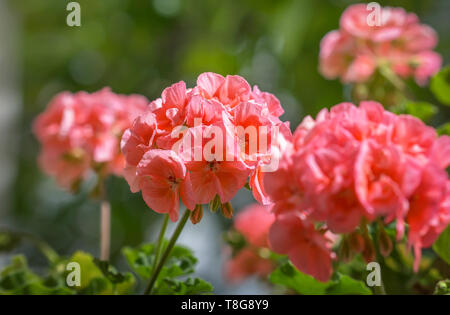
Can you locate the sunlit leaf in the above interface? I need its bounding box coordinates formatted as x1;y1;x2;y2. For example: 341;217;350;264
431;66;450;105
433;226;450;265
270;262;372;295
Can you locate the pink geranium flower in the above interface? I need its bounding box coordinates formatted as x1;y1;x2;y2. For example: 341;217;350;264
319;3;441;85
136;149;195;222
121;72;288;220
34;88;147;190
262;101;450;279
180;123;251;205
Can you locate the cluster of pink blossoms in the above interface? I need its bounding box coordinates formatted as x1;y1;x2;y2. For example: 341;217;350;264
262;101;450;281
33;88;148;189
225;204;275;283
120;72;289;222
319;4;442;85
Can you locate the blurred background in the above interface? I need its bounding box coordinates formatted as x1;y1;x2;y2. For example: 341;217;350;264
0;0;449;294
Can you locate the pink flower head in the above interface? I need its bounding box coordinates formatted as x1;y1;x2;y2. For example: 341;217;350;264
34;88;147;190
263;101;450;279
120;73;287;220
320;4;441;85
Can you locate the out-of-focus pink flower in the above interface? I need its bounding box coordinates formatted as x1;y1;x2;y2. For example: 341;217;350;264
269;212;335;282
225;248;275;284
234;204;275;248
263;101;450;279
34;88;147;190
340;4;414;42
320;4;441;85
319;31;356;81
412;51;442;86
224;203;275;283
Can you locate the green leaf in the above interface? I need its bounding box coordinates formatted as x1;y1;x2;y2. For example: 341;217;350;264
269;262;331;294
431;66;450;105
434;279;450;295
391;101;437;122
325;274;372;295
123;242;197;281
68;251;135;294
0;255;74;295
155;277;213;295
269;262;371;295
437;123;450;136
123;242;212;294
93;258;132;284
433;226;450;265
0;231;21;252
67;251;104;290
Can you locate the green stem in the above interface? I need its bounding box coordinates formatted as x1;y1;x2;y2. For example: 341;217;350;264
151;214;170;274
374;282;387;295
29;235;60;265
371;220;388;295
144;209;190;295
379;66;406;92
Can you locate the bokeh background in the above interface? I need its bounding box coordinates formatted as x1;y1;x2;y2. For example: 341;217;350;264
0;0;449;294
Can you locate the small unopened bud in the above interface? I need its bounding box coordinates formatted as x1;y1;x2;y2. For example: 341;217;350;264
221;202;234;219
348;231;365;253
377;225;393;257
190;204;203;224
362;235;376;263
209;195;221;213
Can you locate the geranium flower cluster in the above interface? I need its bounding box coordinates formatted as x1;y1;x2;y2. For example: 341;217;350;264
120;72;289;222
33;88;148;190
262;101;450;281
225;204;275;283
319;3;442;85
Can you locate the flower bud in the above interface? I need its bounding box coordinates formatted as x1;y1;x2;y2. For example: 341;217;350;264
348;231;365;253
221;202;234;219
209;195;221;213
190;204;203;224
362;235;376;263
377;225;393;257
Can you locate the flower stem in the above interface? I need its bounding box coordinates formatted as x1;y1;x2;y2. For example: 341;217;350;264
151;214;170;273
100;199;111;261
144;209;190;295
374;281;387;295
379;66;406;92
